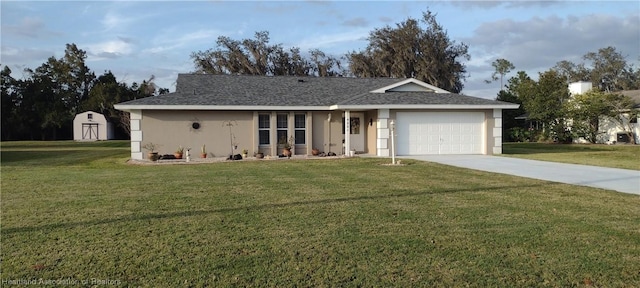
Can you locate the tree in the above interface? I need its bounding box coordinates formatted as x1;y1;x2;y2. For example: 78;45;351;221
508;70;571;142
565;90;615;143
309;49;341;77
1;44;169;140
26;57;70;140
552;60;590;84
1;65;19;140
61;43;96;114
552;47;638;91
603;93;639;144
566;91;638;145
584;46;628;92
84;72;158;137
346;10;470;93
485;58;515;90
191;31;337;77
495;89;525;142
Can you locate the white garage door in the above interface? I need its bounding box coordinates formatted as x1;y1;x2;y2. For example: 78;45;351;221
396;112;485;155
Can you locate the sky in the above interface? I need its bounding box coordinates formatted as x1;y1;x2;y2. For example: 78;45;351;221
2;0;639;99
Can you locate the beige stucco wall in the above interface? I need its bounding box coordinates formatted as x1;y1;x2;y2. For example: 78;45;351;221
133;108;506;159
365;110;377;154
140;110;321;159
311;111;346;155
311;112;328;153
140;110;254;158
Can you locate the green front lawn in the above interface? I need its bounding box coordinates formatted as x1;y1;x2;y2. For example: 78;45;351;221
2;141;639;287
503;142;640;170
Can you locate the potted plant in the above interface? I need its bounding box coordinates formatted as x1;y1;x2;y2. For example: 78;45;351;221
201;144;207;158
174;145;184;159
242;148;248;159
279;136;294;158
312;148;320;156
255;147;264;159
143;142;161;161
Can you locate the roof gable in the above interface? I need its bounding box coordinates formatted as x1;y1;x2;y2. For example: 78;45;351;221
370;78;450;93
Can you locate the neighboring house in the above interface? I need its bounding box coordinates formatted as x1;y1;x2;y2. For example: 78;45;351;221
569;82;640;144
73;111;114;141
113;74;519;160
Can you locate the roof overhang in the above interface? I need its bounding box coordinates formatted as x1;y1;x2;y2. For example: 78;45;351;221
113;104;332;111
114;103;520;111
332;104;521;110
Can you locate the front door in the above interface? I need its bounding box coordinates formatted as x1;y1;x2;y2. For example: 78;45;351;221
343;112;365;152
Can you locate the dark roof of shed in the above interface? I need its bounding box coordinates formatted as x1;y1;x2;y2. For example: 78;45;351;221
618;90;640;108
117;74;515;107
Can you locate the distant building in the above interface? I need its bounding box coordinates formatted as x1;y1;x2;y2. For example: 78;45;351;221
569;82;639;144
73;111;114;141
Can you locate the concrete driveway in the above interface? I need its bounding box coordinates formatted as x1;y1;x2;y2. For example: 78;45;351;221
403;155;640;195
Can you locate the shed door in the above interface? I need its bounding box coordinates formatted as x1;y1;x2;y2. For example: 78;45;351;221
396;112;484;155
82;123;99;140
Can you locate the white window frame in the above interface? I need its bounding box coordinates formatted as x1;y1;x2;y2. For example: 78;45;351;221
258;114;270;145
294;113;306;145
277;113;288;146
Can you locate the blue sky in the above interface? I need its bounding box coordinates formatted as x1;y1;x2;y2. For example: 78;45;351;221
2;0;639;99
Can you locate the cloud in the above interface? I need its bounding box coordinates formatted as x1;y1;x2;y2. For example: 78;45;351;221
460;12;639;98
118;36;136;44
99;2;160;34
296;29;370;54
144;29;220;55
0;46;54;68
378;16;394;24
85;39;134;61
2;16;60;38
447;0;563;10
101;11;129;32
465;13;640;72
343;17;369;27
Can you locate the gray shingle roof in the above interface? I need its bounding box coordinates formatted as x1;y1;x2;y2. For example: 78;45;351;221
338;91;510;106
117;74;515;108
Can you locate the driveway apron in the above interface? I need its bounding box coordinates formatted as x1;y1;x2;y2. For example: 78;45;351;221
403;155;640;195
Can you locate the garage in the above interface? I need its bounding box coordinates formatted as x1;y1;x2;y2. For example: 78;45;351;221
396;112;485;155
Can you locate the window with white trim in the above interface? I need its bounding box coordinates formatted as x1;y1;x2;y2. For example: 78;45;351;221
277;114;288;145
294;114;306;145
258;114;270;145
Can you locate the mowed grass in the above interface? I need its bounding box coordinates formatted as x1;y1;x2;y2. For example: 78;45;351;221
2;141;639;287
503;142;640;170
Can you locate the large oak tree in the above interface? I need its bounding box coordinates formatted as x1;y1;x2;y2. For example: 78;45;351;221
191;31;339;77
346;10;470;93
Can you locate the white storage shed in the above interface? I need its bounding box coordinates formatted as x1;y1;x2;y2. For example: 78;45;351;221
73;111;114;141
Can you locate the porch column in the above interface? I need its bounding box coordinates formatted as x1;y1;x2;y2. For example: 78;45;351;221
270;112;278;157
129;109;143;160
492;109;503;155
306;112;312;155
376;109;390;157
289;111;295;156
344;110;351;155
